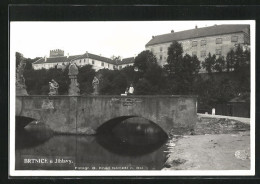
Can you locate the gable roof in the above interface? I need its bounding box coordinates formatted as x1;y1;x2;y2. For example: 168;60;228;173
146;24;250;47
33;52;125;65
33;56;68;64
119;57;135;65
70;53;116;64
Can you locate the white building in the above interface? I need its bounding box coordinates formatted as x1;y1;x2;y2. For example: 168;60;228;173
145;24;250;72
32;49;135;71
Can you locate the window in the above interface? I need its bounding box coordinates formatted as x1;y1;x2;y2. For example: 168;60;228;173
192;41;198;47
192;51;197;56
151;48;154;53
119;66;122;69
201;40;207;46
201;51;206;57
92;60;95;65
160;47;163;51
216;38;222;44
101;62;104;66
231;35;238;42
216;49;222;55
160;55;162;60
108;64;110;68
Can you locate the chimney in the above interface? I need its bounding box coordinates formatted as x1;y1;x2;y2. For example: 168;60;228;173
44;56;47;62
195;25;198;29
67;53;69;58
152;36;154;38
171;30;174;33
85;51;88;57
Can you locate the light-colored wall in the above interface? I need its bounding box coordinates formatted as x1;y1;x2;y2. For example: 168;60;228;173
118;63;134;70
33;57;117;71
33;63;58;70
146;32;248;72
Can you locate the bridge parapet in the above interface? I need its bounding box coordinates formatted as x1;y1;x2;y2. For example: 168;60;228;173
16;95;197;135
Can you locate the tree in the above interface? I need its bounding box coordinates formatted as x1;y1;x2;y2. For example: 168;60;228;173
214;56;225;72
134;50;157;74
120;65;141;86
164;41;184;78
232;45;250;93
226;49;235;72
98;69;127;95
16;52;24;68
78;65;96;95
135;78;154;95
202;53;216;73
164;41;200;94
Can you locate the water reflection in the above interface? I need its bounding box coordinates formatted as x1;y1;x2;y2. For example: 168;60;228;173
97;117;168;156
16;121;54;149
15;117;168;170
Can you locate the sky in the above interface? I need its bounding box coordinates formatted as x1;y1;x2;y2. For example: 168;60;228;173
10;21;247;59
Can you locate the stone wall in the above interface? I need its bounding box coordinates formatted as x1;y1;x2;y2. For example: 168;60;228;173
16;95;197;135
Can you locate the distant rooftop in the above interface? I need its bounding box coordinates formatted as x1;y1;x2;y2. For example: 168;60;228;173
146;24;250;47
120;57;135;65
33;52;135;66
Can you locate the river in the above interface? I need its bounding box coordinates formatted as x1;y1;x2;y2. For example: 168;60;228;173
15;117;168;170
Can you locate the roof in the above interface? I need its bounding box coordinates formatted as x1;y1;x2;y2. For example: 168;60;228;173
32;52;128;65
145;24;250;47
68;53;116;64
33;56;68;64
119;57;135;65
88;53;115;64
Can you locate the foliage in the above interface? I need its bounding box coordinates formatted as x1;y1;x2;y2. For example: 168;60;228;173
23;63;70;95
78;65;96;95
214;56;225;72
16;52;24;68
98;69;127;95
134;78;154;95
164;41;184;78
134;50;157;74
202;53;216;73
226;49;235;72
164;41;200;94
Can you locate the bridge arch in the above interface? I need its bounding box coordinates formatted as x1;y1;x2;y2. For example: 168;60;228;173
97;115;168;135
16;116;37;129
96;115;168;156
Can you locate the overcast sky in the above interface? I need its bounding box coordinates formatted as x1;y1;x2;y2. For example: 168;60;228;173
10;21;247;59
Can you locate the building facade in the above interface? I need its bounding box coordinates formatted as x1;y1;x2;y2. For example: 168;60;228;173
32;50;135;71
145;24;250;72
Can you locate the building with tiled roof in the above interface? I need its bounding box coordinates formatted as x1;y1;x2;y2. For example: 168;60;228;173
117;57;135;69
145;24;250;72
32;50;135;71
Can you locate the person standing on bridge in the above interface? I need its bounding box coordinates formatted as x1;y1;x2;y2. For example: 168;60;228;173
128;83;134;95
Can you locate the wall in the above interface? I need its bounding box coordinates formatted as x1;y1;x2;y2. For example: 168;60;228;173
118;63;134;70
16;95;197;135
146;32;247;72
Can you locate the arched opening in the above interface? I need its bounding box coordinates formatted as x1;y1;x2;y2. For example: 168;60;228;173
96;116;168;156
15;116;54;149
16;116;36;130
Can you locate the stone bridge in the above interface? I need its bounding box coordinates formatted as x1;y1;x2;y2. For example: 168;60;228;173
16;95;197;134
